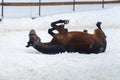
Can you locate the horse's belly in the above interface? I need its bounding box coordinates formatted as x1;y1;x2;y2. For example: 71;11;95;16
67;34;95;52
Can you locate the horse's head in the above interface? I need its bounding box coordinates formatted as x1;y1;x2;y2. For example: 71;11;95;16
26;29;41;47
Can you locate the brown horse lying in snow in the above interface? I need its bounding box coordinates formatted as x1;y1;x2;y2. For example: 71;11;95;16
26;21;107;54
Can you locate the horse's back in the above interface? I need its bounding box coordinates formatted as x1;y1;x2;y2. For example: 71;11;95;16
67;31;94;43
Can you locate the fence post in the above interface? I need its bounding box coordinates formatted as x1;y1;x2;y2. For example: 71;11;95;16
73;0;75;11
102;0;104;8
38;0;41;16
1;0;4;18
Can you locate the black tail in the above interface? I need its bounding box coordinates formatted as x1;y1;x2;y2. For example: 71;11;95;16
96;22;106;38
96;22;102;29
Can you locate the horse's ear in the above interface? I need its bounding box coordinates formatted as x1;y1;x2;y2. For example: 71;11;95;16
29;29;36;35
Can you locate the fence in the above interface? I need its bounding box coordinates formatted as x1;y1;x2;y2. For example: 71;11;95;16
0;0;120;18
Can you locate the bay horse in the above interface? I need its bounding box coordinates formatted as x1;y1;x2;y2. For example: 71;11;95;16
26;21;107;54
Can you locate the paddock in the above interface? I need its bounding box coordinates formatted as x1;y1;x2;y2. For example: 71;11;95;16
0;6;120;80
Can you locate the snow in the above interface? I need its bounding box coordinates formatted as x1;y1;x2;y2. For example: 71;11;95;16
0;6;120;80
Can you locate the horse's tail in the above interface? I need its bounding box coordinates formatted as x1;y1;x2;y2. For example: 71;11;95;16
96;22;106;38
96;22;102;30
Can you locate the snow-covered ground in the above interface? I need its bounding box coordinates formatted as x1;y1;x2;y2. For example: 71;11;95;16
0;6;120;80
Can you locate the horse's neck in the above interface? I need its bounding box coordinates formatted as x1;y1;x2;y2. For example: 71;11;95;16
33;42;49;53
33;41;64;54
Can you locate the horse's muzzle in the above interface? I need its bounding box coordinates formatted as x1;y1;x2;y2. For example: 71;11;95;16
26;42;32;47
26;44;30;47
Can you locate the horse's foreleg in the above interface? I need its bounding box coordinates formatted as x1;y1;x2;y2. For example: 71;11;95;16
51;20;65;28
48;28;55;37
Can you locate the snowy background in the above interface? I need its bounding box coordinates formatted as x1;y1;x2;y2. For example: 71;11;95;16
0;0;119;18
0;1;120;80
